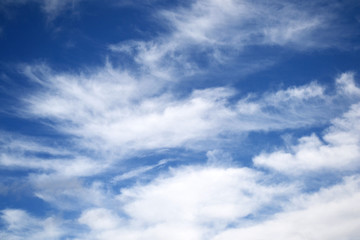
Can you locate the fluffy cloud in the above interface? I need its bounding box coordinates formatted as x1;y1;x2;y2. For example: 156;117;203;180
76;167;360;240
77;165;294;240
2;168;360;240
213;175;360;240
254;100;360;174
1;1;359;239
0;209;64;240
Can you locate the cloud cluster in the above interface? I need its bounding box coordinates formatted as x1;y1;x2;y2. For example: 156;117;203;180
20;64;359;161
1;0;360;239
2;94;360;239
76;166;294;240
77;175;359;240
53;101;360;239
72;92;360;239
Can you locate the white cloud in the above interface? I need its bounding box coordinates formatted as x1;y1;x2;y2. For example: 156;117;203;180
28;173;114;210
264;81;325;103
1;1;360;240
0;209;64;240
1;0;80;18
2;68;356;230
0;132;105;177
160;0;325;47
78;208;122;231
21;64;359;160
253;101;360;174
40;0;78;16
74;167;360;240
213;175;360;240
336;72;360;96
112;158;173;182
22;64;235;154
4;94;360;238
0;155;103;177
206;149;233;167
118;167;276;224
109;0;349;78
4;169;360;240
78;165;294;240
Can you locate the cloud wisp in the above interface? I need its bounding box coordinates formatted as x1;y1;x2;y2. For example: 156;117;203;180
0;0;80;20
110;0;357;78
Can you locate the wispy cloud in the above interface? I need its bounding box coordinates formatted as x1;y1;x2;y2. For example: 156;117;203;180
28;173;114;210
0;0;80;20
2;94;360;238
0;132;105;177
109;0;354;78
76;165;295;239
19;64;360;161
213;175;360;240
0;209;65;240
112;158;174;182
254;90;360;174
1;1;360;239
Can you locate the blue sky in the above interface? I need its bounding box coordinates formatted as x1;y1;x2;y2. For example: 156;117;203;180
1;0;360;239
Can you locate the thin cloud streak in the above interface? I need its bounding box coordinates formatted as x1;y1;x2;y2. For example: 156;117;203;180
110;0;354;78
0;0;80;20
